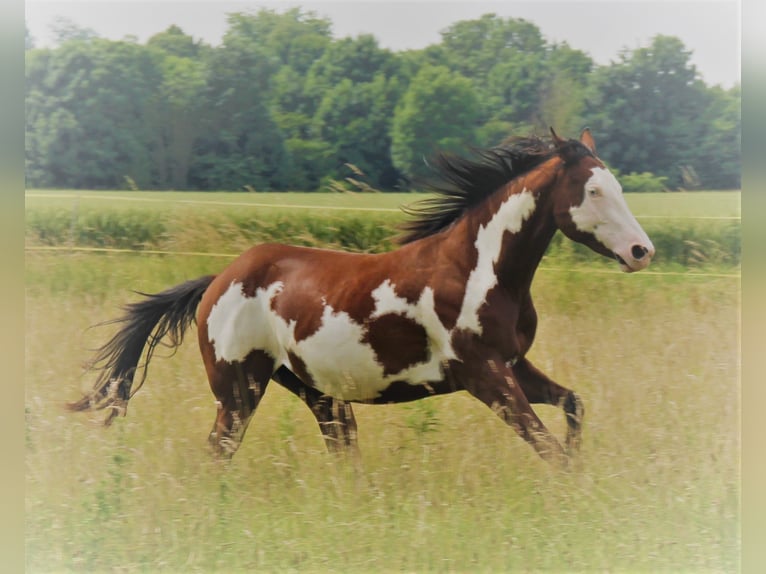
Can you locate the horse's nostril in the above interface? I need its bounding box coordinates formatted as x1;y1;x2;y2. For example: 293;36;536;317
631;245;649;260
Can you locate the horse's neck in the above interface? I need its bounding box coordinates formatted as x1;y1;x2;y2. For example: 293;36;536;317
459;174;557;293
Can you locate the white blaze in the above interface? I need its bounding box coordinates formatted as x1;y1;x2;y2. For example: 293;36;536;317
569;167;653;271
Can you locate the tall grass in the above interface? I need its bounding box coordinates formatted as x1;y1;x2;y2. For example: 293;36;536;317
25;191;740;571
25;191;741;267
26;251;739;572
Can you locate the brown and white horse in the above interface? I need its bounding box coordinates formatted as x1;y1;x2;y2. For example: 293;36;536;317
69;129;654;464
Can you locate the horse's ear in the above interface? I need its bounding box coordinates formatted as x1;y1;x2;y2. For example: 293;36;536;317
579;127;596;154
550;127;567;148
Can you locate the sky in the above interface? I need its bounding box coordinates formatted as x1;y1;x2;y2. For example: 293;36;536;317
25;0;741;88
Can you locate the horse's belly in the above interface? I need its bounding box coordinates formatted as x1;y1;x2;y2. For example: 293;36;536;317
287;305;448;401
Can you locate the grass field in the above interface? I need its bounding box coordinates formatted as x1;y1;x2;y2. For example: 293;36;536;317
25;190;741;269
24;188;742;217
25;191;740;572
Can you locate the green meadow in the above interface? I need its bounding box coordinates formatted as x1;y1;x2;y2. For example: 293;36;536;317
25;190;740;268
26;191;740;572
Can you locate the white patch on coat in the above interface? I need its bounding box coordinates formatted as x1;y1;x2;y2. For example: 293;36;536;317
371;281;452;357
370;279;410;317
371;280;456;380
207;279;457;401
291;305;382;398
456;189;537;333
207;281;286;363
569;167;654;270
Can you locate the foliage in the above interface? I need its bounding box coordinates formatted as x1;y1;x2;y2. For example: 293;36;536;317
24;191;740;569
390;65;481;183
25;38;162;189
25;191;741;269
313;72;402;188
584;35;740;189
25;11;741;191
618;171;669;193
26;251;739;572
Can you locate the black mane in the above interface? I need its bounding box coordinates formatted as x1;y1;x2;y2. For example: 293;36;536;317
397;135;592;245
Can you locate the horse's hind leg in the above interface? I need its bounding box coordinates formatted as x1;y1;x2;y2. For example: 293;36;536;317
311;395;359;454
512;358;584;453
272;366;359;455
207;351;274;458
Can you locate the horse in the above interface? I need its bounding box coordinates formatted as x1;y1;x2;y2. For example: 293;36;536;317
68;128;654;465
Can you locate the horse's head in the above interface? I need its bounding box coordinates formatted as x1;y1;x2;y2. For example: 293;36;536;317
551;128;654;272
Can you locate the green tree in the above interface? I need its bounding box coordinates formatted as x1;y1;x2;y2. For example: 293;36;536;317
190;9;338;190
390;65;481;182
439;14;546;83
312;73;402;188
536;43;593;136
234;9;337;190
288;33;403;189
252;6;333;137
147;38;208;189
25;12;739;192
484;52;546;125
305;34;399;94
146;24;205;59
238;7;332;73
25;37;161;189
437;14;561;136
189;12;290;190
585;35;712;188
686;85;741;189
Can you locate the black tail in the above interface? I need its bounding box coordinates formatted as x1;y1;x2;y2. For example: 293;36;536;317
68;275;216;425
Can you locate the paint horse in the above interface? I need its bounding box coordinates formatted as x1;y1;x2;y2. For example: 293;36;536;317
69;129;654;464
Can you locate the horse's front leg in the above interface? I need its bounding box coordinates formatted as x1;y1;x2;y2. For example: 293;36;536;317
458;356;568;465
511;358;584;454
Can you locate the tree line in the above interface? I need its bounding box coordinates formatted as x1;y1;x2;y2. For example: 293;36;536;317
25;9;741;191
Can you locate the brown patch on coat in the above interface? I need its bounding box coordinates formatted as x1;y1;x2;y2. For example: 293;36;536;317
363;313;430;377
